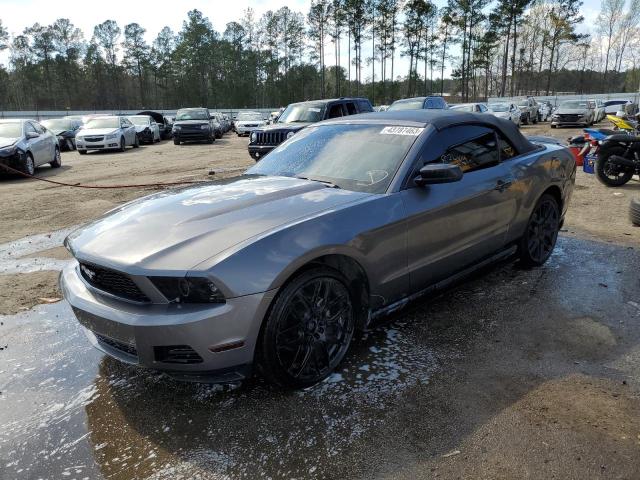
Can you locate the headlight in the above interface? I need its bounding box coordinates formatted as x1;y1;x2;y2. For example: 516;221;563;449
105;133;118;140
250;132;257;142
173;125;181;131
286;131;295;139
150;277;225;304
0;145;17;156
200;124;210;130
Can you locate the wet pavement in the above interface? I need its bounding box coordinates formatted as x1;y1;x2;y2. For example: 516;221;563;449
1;235;639;479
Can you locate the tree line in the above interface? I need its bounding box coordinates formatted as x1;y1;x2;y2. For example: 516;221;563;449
0;0;639;112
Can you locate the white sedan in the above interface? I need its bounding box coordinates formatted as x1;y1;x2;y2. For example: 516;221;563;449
487;102;522;126
128;115;161;144
75;116;139;154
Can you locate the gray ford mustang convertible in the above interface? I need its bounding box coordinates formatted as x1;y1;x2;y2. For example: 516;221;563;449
61;110;575;388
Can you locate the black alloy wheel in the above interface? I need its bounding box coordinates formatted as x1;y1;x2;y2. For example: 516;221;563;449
519;194;560;266
259;267;356;388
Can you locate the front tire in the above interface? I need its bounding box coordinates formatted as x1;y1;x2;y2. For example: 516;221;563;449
50;147;61;168
518;194;560;267
78;149;87;155
596;146;634;187
22;153;35;176
119;136;126;152
133;135;140;148
257;267;356;389
173;138;180;145
631;198;640;226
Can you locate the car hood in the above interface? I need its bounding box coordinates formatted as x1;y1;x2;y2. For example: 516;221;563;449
236;120;265;126
52;129;74;136
0;136;19;148
77;128;119;136
556;108;589;115
174;120;209;126
66;175;370;272
261;123;309;132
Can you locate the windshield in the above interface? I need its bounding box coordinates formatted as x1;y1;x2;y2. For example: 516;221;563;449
42;119;73;131
450;104;474;112
176;109;208;121
388;99;424;111
247;124;421;194
560;100;588;109
237;112;263;121
128;116;150;126
277;104;325;123
83;118;119;129
488;103;509;112
604;100;627;107
0;122;22;138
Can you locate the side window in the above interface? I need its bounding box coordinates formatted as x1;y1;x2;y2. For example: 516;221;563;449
25;123;38;136
31;122;44;134
496;131;517;160
345;102;357;115
357;100;373;112
327;104;344;118
440;133;500;173
479;104;488;113
425;99;434;109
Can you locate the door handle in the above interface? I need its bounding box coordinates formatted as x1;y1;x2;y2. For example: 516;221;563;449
495;179;512;192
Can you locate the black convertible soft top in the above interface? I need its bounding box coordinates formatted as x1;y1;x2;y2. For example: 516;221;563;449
344;110;539;155
137;111;166;125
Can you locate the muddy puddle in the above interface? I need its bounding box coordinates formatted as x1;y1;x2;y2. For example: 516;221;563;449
1;236;637;479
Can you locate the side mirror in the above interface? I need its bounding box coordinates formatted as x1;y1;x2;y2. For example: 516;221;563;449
26;131;39;139
414;164;463;187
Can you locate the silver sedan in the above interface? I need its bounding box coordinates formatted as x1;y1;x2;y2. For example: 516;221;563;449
61;111;575;388
75;116;139;154
0;119;61;175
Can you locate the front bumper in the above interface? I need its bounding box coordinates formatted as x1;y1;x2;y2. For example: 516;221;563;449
137;130;154;143
173;129;211;141
0;149;26;170
60;261;277;382
248;144;275;160
236;125;261;135
76;138;121;150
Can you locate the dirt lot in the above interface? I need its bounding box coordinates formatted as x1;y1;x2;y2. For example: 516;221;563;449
1;122;639;479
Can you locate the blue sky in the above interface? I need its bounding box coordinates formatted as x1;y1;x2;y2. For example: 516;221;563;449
0;0;602;79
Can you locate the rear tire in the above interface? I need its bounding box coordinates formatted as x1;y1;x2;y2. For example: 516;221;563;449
596;146;634;187
630;198;640;226
518;194;560;267
50;147;61;168
257;267;356;389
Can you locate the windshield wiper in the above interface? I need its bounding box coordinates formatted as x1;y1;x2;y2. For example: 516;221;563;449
295;175;340;189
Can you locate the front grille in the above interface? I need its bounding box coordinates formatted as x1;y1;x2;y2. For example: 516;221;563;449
154;345;203;364
255;131;288;145
84;136;104;142
79;262;150;303
95;333;138;357
244;124;258;128
557;114;581;122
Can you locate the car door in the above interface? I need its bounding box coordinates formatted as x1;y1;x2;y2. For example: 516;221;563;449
25;122;47;166
120;118;134;145
400;125;518;292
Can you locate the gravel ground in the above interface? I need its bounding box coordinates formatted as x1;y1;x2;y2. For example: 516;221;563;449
0;123;639;479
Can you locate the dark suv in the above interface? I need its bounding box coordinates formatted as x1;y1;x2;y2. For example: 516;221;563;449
248;97;373;160
172;107;216;145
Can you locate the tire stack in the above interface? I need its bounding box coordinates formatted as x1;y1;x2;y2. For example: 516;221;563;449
631;198;640;227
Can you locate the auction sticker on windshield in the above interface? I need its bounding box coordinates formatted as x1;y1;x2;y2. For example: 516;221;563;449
380;126;424;136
